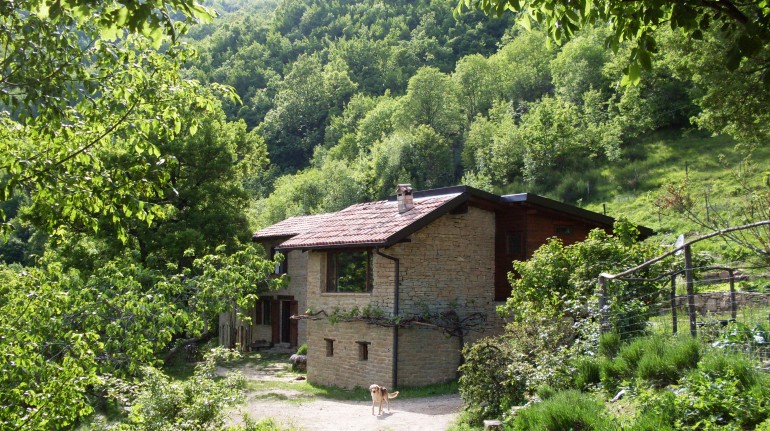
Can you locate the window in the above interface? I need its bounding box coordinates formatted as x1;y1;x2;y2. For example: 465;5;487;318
325;338;334;357
506;231;523;255
357;341;370;361
270;248;288;275
254;299;272;325
555;225;573;236
326;251;373;293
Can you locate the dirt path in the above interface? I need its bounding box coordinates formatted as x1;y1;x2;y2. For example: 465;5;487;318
237;393;463;431
226;352;464;431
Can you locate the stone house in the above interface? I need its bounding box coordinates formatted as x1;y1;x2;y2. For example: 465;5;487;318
220;185;648;389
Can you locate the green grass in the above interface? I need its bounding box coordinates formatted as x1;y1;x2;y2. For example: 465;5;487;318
246;378;459;402
579;128;770;248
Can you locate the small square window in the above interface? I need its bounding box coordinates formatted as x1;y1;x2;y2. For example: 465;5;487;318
555;225;573;236
357;341;370;361
325;338;334;357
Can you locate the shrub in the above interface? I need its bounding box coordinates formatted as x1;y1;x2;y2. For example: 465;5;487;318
617;335;699;387
572;357;602;389
296;343;308;355
625;411;675;431
636;353;679;387
509;390;616;431
668;336;700;370
535;385;556;400
600;357;629;394
233;417;288;431
697;349;763;389
459;337;527;424
109;347;245;431
617;337;645;370
640;350;770;430
598;331;621;358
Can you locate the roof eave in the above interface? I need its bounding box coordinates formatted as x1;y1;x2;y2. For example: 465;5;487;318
276;241;387;252
501;193;655;238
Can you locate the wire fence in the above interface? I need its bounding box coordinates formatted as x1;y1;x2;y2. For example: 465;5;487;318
603;267;770;363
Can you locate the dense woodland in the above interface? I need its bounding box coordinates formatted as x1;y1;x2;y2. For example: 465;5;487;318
1;0;770;429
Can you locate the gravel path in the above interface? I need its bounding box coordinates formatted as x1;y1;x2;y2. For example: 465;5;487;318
237;392;463;431
225;352;464;431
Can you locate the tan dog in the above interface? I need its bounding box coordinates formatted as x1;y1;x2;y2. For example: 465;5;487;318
369;384;399;415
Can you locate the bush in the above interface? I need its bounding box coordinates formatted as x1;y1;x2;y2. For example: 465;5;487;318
233;417;288;431
636;353;679;387
598;331;621;358
697;349;763;389
572;357;602;389
640;349;770;430
617;337;645;370
600;357;629;394
535;385;556;401
613;335;700;387
296;343;308;355
509;390;616;431
459;337;527;424
625;411;675;431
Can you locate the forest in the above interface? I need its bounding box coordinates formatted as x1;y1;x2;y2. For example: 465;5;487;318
1;0;770;429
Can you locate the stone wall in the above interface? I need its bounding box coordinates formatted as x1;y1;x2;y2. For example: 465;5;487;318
307;320;394;389
305;206;500;388
668;292;770;316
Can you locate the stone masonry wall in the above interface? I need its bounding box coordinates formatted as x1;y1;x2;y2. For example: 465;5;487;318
668;292;770;315
307;320;394;389
305;206;498;388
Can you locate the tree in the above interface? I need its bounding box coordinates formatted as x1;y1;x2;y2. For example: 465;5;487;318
258;54;357;171
457;0;770;83
489;30;555;103
549;27;609;104
396;67;464;139
0;245;282;430
453;54;499;121
1;0;228;239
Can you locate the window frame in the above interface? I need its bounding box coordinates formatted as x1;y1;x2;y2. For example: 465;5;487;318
325;250;373;293
357;341;370;361
506;231;524;255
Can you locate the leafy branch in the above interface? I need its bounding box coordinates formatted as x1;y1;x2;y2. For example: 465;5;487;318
293;305;487;338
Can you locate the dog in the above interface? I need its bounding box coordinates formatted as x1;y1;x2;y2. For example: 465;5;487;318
369;384;399;415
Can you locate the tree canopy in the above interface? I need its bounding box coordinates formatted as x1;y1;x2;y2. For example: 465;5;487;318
456;0;770;84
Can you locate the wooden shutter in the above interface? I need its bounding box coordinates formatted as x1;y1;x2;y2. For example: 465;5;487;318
271;300;280;343
289;301;299;347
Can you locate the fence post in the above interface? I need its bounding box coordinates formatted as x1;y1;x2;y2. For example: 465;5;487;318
671;274;677;334
684;244;697;337
728;268;737;320
598;276;608;332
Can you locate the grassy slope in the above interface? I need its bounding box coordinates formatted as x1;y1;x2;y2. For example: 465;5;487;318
580;128;769;257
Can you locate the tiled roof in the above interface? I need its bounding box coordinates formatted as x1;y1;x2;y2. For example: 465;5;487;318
275;193;462;250
253;213;334;239
252;185;652;250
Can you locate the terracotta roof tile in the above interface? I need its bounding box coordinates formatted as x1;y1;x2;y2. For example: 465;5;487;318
277;193;461;249
252;213;334;239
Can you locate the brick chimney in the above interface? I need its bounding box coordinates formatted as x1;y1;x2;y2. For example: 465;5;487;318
396;184;414;213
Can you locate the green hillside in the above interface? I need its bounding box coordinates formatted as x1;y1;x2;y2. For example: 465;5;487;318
174;2;769;256
579;129;769;261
